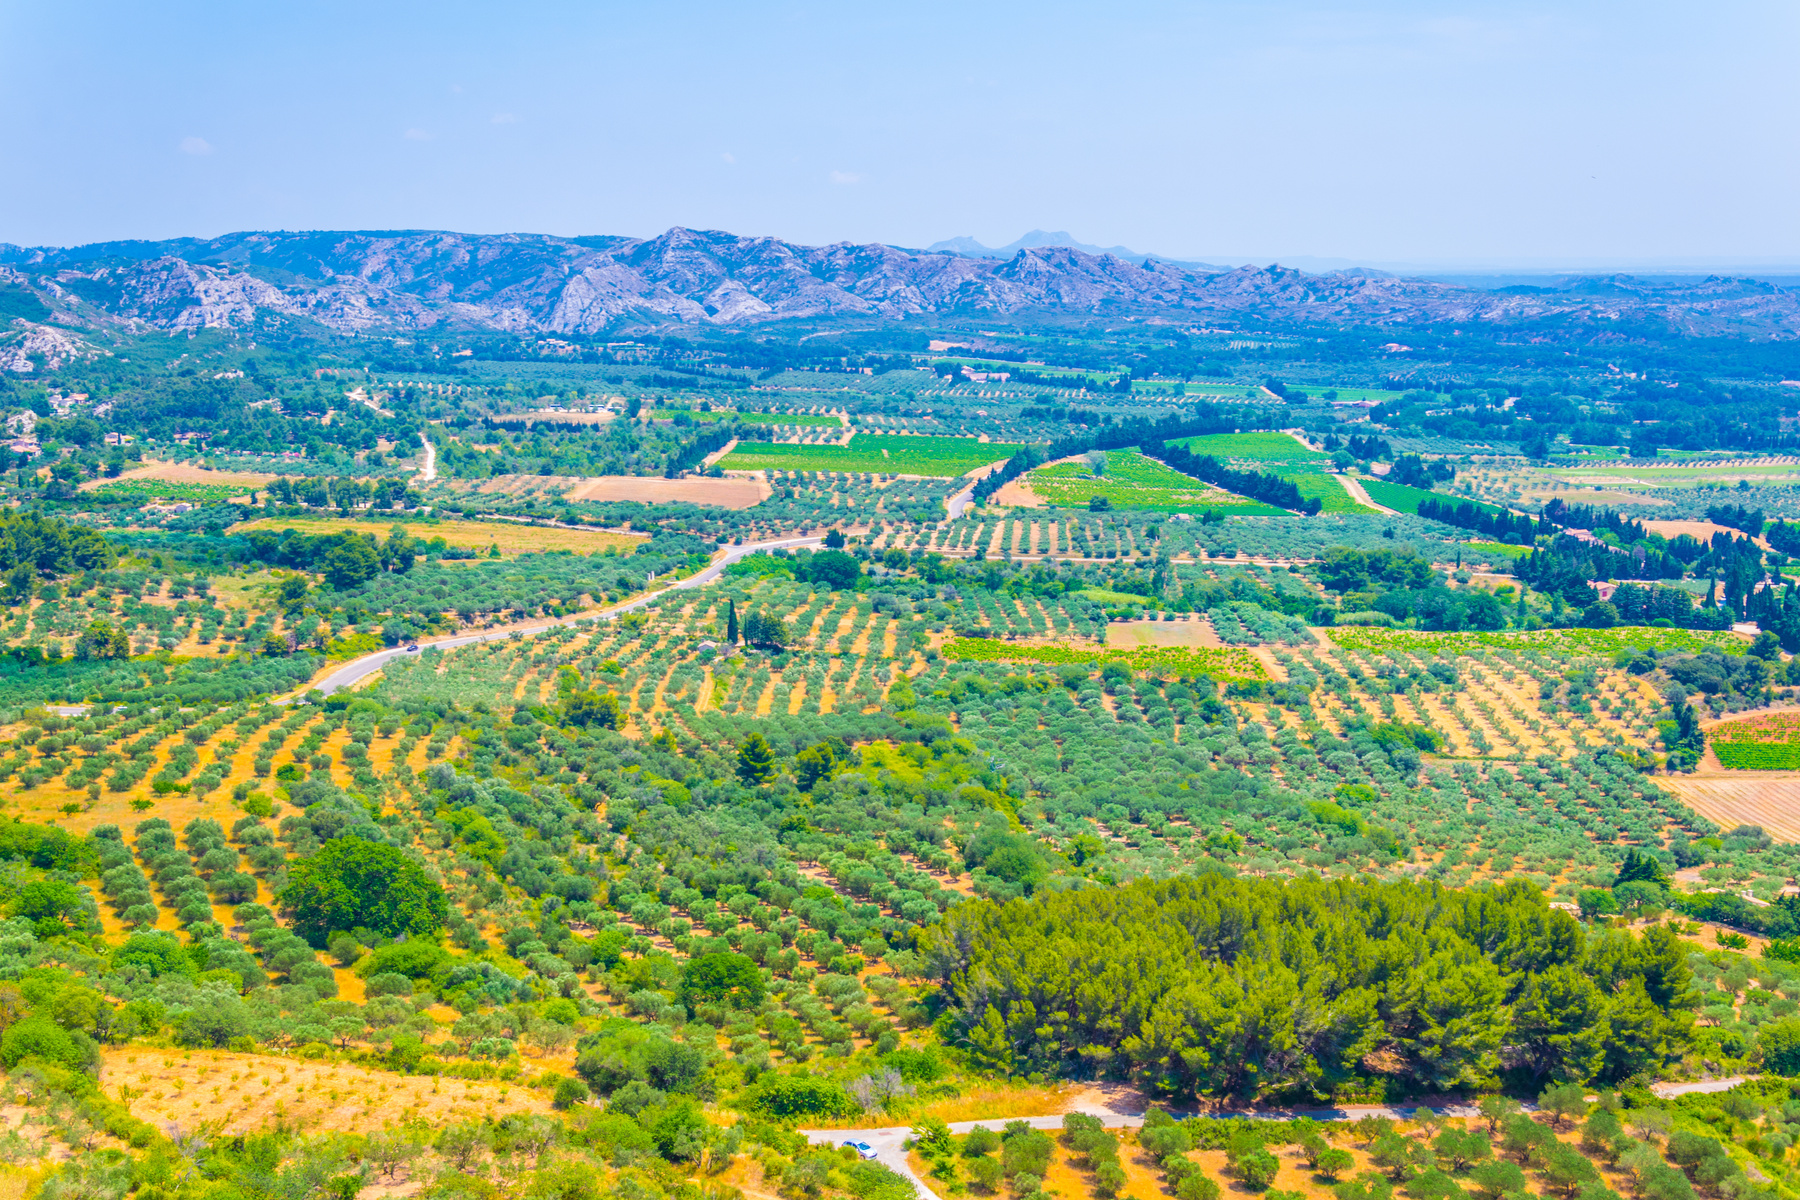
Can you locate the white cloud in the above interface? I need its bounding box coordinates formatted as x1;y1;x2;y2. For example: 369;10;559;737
491;112;518;125
829;170;862;185
721;152;736;164
404;128;432;141
179;136;213;156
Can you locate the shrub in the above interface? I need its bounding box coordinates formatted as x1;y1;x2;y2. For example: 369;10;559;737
277;838;447;945
552;1075;591;1109
1237;1149;1281;1190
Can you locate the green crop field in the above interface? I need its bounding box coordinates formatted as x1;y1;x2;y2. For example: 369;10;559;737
1714;744;1800;769
92;478;250;504
1025;450;1286;514
717;432;1025;477
1170;430;1330;465
1358;478;1508;516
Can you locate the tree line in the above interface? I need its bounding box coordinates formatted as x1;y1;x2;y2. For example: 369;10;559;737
921;874;1693;1098
1415;498;1539;544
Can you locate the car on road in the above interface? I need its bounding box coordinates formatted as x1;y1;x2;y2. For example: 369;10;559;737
843;1141;878;1160
404;643;419;652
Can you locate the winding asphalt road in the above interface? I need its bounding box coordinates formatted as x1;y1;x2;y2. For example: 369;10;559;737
802;1077;1747;1200
305;533;823;697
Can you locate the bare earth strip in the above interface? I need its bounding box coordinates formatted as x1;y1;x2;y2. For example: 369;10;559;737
1660;776;1800;843
562;474;771;508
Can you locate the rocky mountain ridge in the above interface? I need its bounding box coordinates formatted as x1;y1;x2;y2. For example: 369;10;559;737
3;226;1799;340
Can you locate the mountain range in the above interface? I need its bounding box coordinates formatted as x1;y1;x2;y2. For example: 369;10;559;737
4;226;1800;342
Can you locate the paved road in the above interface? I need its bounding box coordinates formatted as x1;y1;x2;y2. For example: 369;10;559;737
418;432;437;482
804;1077;1750;1200
804;1102;1488;1200
805;1105;1487;1200
307;534;822;697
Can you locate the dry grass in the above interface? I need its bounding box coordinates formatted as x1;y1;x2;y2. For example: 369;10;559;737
1661;775;1800;843
227;516;643;556
99;1047;553;1136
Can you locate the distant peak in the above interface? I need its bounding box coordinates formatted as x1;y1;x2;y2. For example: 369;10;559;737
926;231;1147;262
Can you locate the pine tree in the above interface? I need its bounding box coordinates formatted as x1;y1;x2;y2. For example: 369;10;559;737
736;733;777;784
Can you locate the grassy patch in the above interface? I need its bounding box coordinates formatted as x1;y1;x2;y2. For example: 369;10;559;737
719;433;1024;477
94;479;250;504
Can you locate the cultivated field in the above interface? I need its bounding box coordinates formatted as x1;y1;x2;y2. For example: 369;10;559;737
1171;431;1331;465
718;433;1023;477
1661;773;1800;843
1358;478;1499;515
102;1047;555;1136
1705;709;1800;769
561;474;772;508
77;460;282;493
1020;451;1285;514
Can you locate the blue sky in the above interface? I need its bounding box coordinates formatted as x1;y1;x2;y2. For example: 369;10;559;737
2;0;1795;267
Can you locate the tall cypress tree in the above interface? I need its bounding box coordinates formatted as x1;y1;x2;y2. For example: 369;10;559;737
726;599;739;644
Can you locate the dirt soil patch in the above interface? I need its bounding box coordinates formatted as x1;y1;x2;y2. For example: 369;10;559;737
562;475;772;509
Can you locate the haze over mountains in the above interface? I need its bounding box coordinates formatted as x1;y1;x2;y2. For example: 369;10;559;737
4;225;1800;340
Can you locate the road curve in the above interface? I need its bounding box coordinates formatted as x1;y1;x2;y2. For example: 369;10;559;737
945;484;977;520
307;534;822;697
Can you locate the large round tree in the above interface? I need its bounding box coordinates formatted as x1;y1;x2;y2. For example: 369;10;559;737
277;838;448;946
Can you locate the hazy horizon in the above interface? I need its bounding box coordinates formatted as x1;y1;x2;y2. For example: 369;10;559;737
4;0;1795;266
